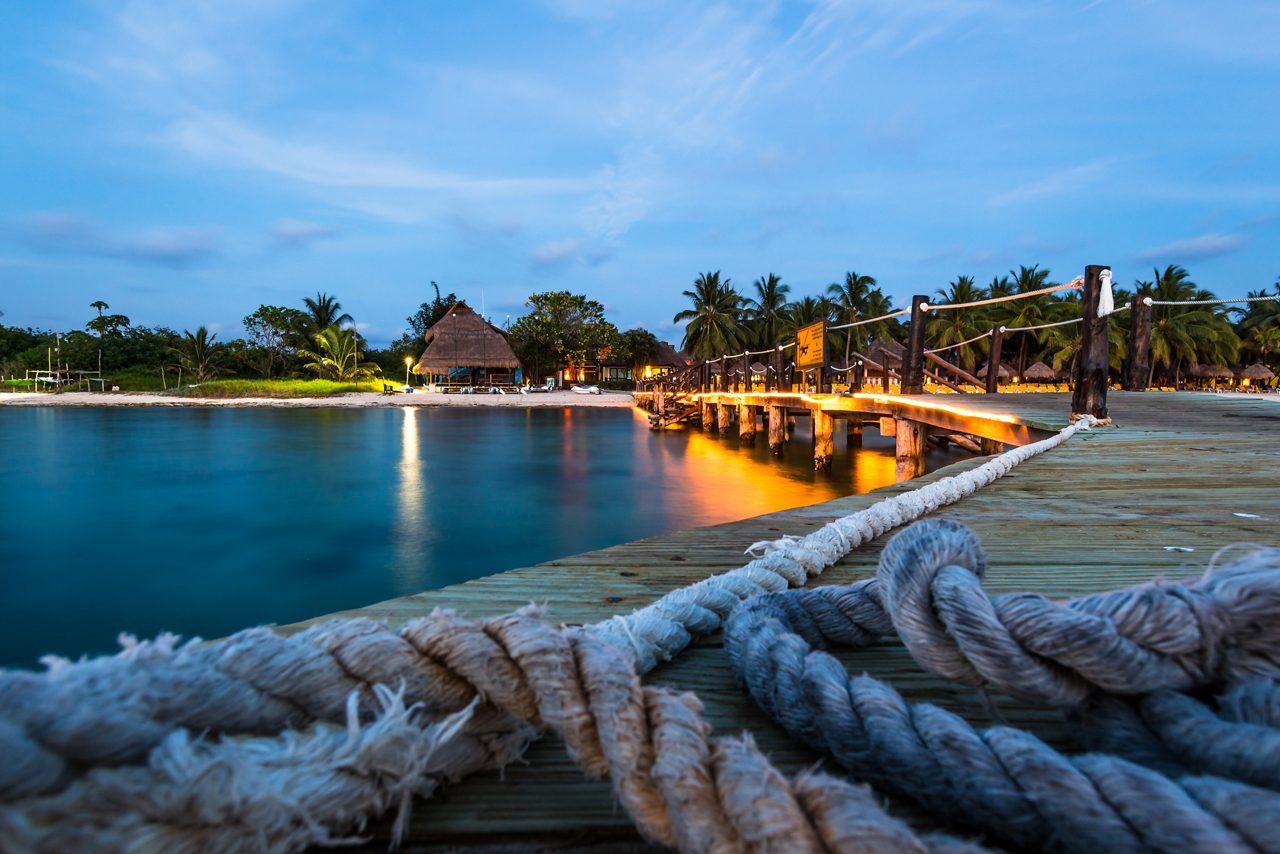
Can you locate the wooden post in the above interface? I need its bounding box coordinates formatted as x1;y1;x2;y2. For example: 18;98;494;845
853;360;864;392
847;418;863;449
767;405;786;456
701;400;715;432
718;401;732;435
813;409;834;471
878;348;890;392
654;382;664;418
901;294;928;394
979;437;1002;455
1071;264;1110;419
738;403;756;445
1126;296;1151;391
985;325;1003;394
719;356;727;392
894;418;927;482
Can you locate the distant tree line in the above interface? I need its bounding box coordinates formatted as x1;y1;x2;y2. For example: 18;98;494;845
672;265;1280;384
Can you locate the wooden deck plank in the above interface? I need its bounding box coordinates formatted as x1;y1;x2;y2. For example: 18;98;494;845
286;391;1280;849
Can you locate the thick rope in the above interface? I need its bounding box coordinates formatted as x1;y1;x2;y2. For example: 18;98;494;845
723;583;1280;853
1078;679;1280;789
924;330;992;356
828;307;909;331
3;614;986;853
925;278;1082;312
1150;295;1280;307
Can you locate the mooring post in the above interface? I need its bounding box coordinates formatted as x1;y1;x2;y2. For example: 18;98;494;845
813;409;834;471
986;325;1003;394
1071;264;1111;418
738;403;757;445
901;294;928;394
1125;295;1151;391
767;405;786;456
847;417;863;449
894;417;928;482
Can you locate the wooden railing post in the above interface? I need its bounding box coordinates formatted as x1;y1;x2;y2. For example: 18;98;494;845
1071;264;1111;418
719;355;727;392
878;348;890;393
986;325;1003;394
853;360;864;392
901;294;928;394
1125;296;1151;391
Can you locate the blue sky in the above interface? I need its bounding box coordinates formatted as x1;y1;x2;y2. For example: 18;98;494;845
1;1;1278;345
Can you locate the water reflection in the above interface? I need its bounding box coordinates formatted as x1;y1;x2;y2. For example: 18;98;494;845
393;407;429;593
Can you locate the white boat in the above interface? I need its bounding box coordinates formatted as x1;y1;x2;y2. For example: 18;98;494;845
570;384;601;395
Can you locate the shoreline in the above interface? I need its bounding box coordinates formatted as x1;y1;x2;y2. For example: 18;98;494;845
0;390;637;409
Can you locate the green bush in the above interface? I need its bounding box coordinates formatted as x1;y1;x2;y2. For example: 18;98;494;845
181;378;383;398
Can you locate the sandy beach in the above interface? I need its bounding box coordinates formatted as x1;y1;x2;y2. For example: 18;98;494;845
0;390;637;408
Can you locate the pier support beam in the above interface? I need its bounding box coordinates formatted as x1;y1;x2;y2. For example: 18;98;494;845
701;400;715;432
980;437;1002;455
767;405;786;456
738;404;757;445
1071;264;1111;419
894;417;927;482
813;410;834;471
717;402;732;436
847;418;863;449
1125;295;1151;391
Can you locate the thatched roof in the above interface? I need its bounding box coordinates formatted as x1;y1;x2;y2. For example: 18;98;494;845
414;301;520;372
1240;362;1277;381
1023;361;1058;381
652;341;692;368
1193;363;1234;379
977;360;1012;379
868;338;905;357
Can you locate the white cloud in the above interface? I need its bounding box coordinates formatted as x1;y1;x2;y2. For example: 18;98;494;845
1137;233;1247;262
989;159;1116;207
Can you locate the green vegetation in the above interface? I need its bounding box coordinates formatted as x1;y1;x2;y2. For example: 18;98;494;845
180;379;383;398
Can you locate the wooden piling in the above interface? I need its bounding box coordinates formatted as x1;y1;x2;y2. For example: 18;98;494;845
986;325;1003;394
1071;264;1111;419
813;410;834;471
901;294;928;394
701;400;715;432
738;403;756;445
847;418;863;449
717;402;732;436
980;437;1002;455
894;417;927;482
767;405;785;456
1126;296;1151;392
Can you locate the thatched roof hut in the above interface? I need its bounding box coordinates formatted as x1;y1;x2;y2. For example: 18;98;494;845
1239;363;1277;382
1023;361;1058;381
867;338;905;358
414;301;520;374
653;341;692;369
1193;363;1234;380
976;360;1012;379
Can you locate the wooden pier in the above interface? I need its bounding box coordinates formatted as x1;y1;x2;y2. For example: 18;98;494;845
288;392;1280;850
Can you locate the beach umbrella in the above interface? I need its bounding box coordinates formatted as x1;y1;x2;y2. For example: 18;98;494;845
1192;363;1233;380
976;360;1012;379
1023;361;1057;382
1239;363;1277;383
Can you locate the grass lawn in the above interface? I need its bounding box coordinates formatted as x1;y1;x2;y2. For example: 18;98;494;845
180;378;385;398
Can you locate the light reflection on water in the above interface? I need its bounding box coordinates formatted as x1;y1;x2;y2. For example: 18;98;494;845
0;406;963;667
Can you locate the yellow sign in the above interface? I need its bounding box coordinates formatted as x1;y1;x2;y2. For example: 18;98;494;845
795;320;825;369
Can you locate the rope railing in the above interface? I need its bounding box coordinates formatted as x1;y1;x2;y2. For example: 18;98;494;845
925;277;1083;312
924;329;992;356
1000;302;1130;334
828;307;910;331
1149;294;1280;307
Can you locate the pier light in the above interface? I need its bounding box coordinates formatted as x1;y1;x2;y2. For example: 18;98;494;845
405;356;413;387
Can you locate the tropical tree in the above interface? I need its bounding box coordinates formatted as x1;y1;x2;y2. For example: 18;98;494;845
827;271;877;365
616;327;660;372
925;275;989;373
993;265;1057;375
857;287;904;352
298;326;379;382
243;305;308;378
742;273;790;350
672;271;743;359
1137;266;1238;385
508;291;619;380
302;292;353;335
171;327;228;383
1248;325;1280;369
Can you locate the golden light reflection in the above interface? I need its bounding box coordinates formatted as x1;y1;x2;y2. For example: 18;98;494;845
684;391;1021;425
393;407;429;593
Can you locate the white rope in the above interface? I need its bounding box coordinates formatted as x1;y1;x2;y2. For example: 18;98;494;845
925;330;992;355
1000;301;1130;334
1149;295;1280;307
828;308;910;331
591;414;1106;673
925;277;1082;312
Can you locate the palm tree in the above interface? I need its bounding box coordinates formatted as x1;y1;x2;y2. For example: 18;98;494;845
742;273;791;350
827;271;877;365
1140;266;1239;385
1250;325;1280;369
302;292;354;335
994;265;1057;375
298;326;380;382
171;327;227;383
925;275;989;373
858;287;904;352
672;271;744;359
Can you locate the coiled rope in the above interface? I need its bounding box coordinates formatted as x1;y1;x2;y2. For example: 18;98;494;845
724;525;1280;853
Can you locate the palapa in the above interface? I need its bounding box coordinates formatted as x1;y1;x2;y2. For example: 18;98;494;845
1023;361;1058;381
413;301;520;374
976;360;1012;379
1239;362;1277;382
1193;363;1234;380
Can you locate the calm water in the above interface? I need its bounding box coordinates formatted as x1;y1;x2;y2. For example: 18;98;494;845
0;406;962;668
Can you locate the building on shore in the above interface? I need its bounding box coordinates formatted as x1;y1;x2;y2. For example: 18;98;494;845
566;341;693;385
413;301;522;388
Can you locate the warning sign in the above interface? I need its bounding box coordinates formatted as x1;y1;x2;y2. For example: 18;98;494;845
795;320;825;369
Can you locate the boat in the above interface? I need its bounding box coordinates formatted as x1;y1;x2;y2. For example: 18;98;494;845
570;384;601;395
